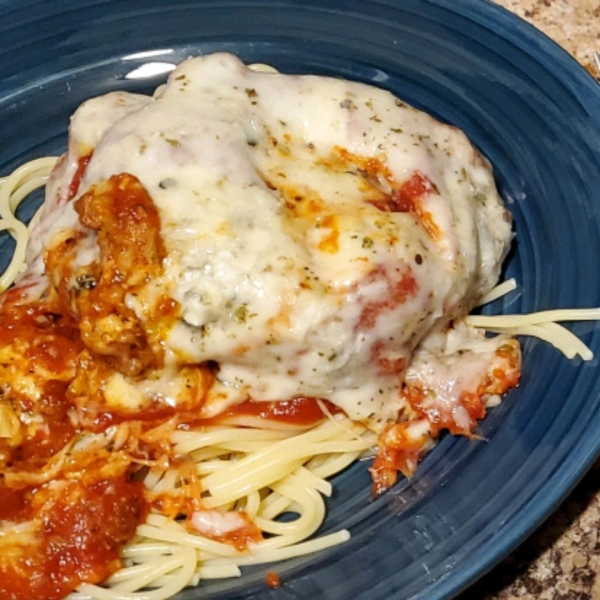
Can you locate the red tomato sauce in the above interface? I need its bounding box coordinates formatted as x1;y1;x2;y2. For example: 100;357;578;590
369;421;426;496
265;571;282;589
0;302;81;469
368;172;442;240
0;486;36;522
357;264;418;331
0;478;146;600
213;396;339;427
214;515;263;551
67;153;92;200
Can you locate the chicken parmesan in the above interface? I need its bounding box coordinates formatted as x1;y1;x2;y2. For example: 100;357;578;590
0;53;522;599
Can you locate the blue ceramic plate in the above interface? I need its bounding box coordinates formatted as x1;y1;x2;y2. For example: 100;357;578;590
1;1;599;599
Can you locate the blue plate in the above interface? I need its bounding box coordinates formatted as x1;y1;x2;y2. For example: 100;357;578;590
1;1;599;598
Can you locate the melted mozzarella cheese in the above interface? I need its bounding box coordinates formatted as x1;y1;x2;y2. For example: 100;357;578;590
404;323;516;431
31;53;512;429
190;510;247;538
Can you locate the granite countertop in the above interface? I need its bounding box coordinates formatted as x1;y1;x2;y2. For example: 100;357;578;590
459;2;600;599
496;0;599;81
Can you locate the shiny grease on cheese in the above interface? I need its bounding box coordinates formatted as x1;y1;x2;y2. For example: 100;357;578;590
31;53;512;428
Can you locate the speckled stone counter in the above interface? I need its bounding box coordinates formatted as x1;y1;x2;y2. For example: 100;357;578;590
495;0;599;80
459;2;600;599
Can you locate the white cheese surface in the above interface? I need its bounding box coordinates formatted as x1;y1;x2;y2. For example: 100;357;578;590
32;53;512;429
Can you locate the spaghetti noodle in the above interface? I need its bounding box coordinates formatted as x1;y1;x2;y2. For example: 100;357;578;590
0;156;56;290
70;417;374;600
